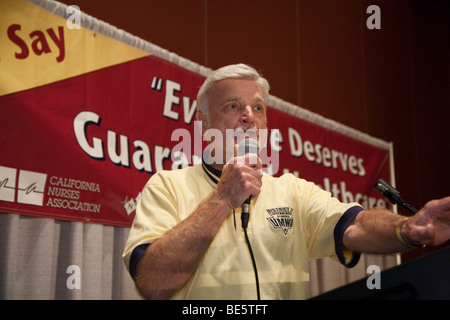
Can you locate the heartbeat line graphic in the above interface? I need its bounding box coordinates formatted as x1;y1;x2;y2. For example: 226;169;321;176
18;182;44;195
0;178;15;190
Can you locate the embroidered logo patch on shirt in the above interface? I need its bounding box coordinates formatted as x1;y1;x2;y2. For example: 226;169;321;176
266;207;294;235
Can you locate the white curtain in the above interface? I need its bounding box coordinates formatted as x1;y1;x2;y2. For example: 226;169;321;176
0;212;140;299
0;212;397;299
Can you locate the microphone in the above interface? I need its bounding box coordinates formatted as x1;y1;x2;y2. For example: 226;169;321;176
374;179;418;214
237;137;262;299
237;138;260;229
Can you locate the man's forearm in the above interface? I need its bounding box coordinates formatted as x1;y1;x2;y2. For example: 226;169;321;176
343;208;414;254
134;190;232;299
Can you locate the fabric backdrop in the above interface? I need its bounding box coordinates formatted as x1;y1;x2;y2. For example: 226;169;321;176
0;0;398;299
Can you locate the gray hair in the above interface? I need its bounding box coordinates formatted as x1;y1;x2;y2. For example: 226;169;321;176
196;64;270;114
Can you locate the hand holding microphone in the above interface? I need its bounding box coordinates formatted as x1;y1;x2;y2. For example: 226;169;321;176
216;138;262;226
237;138;260;228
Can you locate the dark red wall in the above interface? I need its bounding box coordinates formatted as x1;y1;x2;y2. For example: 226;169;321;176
58;0;450;261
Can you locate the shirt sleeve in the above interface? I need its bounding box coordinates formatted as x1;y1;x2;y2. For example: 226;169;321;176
299;179;363;268
122;172;181;275
128;243;150;278
334;205;364;268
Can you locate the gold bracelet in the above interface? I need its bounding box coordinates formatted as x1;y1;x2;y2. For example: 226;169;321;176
395;218;424;249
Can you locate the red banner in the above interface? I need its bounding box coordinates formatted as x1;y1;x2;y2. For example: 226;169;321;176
0;0;392;227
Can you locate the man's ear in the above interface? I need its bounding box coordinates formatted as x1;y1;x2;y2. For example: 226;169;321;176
196;111;208;133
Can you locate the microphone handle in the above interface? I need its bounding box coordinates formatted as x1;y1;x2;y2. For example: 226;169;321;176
241;197;251;228
389;193;418;214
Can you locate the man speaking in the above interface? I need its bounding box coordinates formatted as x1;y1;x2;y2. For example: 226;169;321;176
123;64;450;300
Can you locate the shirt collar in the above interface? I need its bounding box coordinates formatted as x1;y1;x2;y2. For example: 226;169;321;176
201;153;222;186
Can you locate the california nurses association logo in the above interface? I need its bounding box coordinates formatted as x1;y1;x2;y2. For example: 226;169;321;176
0;166;47;206
266;207;294;235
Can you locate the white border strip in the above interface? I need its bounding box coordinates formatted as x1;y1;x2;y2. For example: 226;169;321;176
29;0;391;150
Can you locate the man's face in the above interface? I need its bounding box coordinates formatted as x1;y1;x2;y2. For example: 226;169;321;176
197;79;268;161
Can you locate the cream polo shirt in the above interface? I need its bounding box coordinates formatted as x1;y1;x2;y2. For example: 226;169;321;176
123;162;363;300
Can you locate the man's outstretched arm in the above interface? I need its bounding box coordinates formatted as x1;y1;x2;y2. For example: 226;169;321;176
343;196;450;254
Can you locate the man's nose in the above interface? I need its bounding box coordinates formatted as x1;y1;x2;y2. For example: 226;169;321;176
240;105;254;124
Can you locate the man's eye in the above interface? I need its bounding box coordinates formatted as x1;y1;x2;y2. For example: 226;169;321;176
228;104;238;110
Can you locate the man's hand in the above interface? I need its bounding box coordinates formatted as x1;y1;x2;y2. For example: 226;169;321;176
404;196;450;247
215;144;263;209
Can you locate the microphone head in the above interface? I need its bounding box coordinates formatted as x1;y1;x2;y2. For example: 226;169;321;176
237;138;259;156
374;179;400;196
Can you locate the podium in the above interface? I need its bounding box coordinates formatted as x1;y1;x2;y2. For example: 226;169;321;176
312;247;450;300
